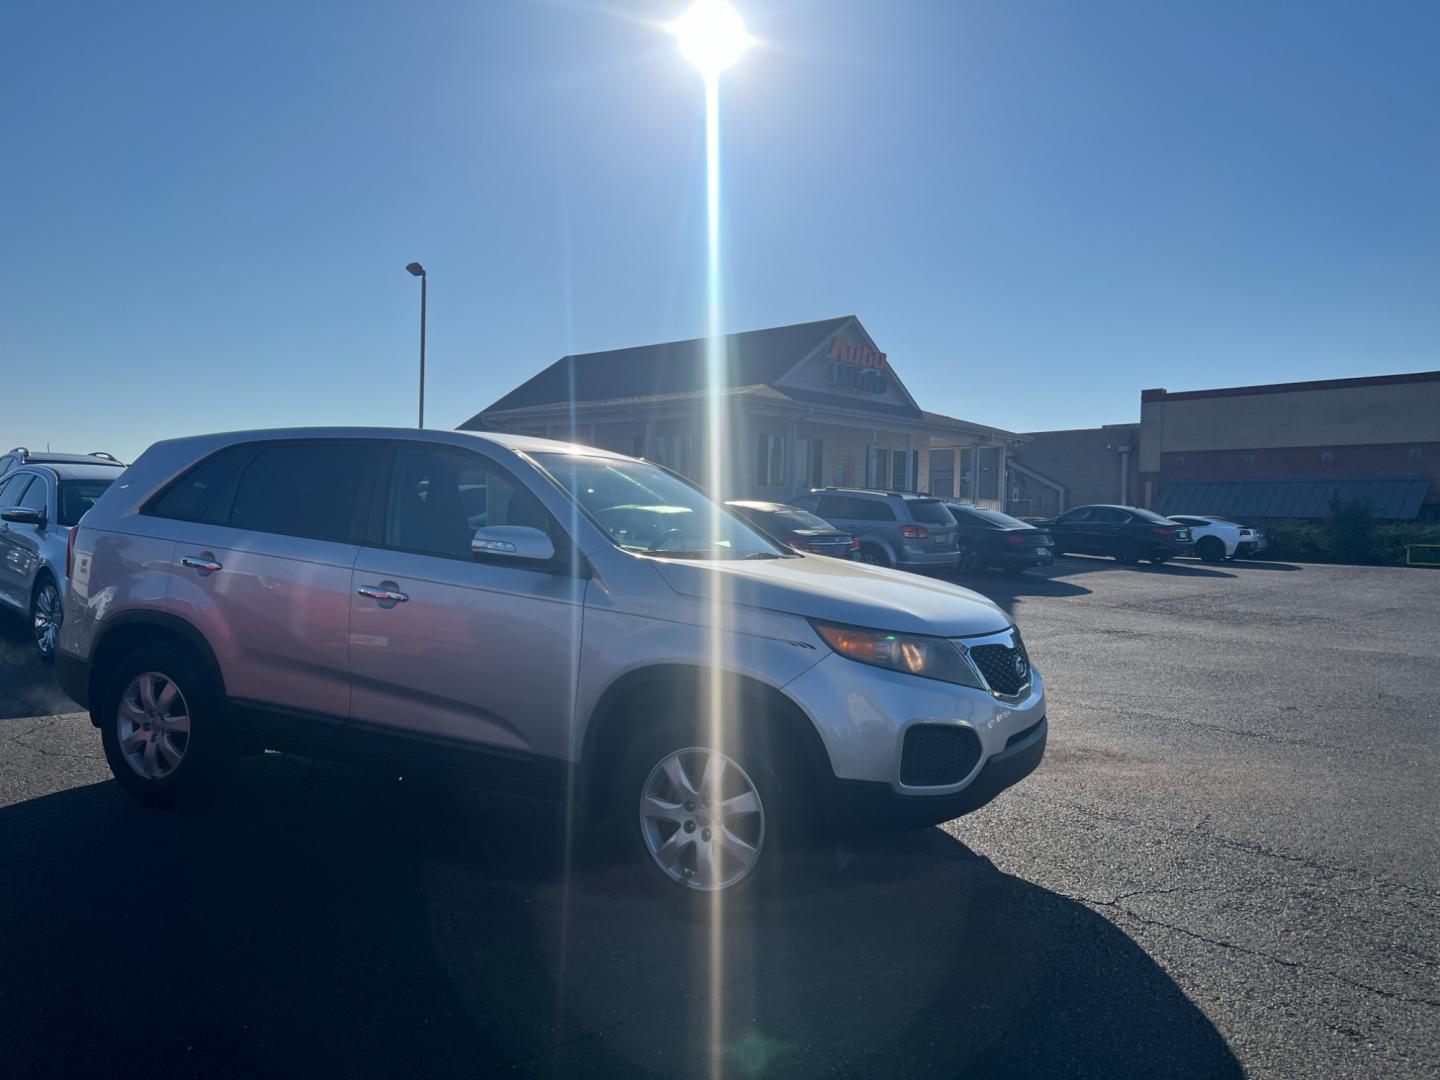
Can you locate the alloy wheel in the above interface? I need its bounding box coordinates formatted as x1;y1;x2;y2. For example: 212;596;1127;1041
638;747;765;891
32;582;62;660
957;544;979;574
116;672;191;780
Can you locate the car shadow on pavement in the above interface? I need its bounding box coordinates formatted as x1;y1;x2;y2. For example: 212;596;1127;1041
943;572;1092;619
0;756;1241;1080
0;612;75;720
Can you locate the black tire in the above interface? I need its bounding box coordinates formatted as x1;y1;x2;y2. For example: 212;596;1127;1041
858;543;893;568
609;697;807;902
99;644;237;808
1196;536;1225;564
29;574;62;664
1114;541;1142;565
955;543;981;575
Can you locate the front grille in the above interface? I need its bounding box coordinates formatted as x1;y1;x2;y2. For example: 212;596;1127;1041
969;640;1031;696
900;724;982;787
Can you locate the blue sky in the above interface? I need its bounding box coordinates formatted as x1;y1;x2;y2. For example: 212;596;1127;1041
3;0;1437;461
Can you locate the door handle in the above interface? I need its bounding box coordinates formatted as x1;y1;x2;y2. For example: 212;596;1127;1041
180;556;223;573
357;586;409;603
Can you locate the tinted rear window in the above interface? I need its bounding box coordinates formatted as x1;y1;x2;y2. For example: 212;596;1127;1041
907;499;955;525
1127;507;1174;525
150;444;259;523
58;480;115;526
229;443;376;543
816;495;896;521
947;505;1025;528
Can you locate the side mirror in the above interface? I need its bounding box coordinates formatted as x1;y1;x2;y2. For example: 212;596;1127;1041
1;506;45;526
472;525;555;563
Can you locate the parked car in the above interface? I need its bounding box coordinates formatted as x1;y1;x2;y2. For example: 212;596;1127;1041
1167;515;1265;562
942;503;1054;575
1;446;124;481
724;500;859;559
55;429;1047;898
0;461;122;660
1037;504;1193;565
788;488;960;572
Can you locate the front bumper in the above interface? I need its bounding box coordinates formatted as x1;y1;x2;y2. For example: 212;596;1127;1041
783;648;1047;833
824;716;1047;834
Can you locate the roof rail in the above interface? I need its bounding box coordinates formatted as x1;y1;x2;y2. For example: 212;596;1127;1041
88;451;122;463
7;447;28;458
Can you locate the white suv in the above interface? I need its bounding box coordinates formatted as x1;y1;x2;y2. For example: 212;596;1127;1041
56;429;1046;895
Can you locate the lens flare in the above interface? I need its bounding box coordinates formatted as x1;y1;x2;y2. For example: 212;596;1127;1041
669;0;754;76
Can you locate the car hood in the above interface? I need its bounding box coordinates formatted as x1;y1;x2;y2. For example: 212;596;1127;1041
652;554;1011;637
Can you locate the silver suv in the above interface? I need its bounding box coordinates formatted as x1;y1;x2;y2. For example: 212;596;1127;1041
1;461;122;660
789;488;961;572
56;429;1046;896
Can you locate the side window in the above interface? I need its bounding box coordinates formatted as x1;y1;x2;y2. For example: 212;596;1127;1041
19;477;48;512
1092;508;1127;524
0;475;31;506
858;498;897;522
814;495;847;519
149;444;258;522
1058;508;1091;524
228;443;376;543
790;494;819;512
0;458;15;480
383;446;550;560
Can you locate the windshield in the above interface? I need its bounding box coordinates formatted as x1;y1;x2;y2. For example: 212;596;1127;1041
534;453;785;559
58;479;115;526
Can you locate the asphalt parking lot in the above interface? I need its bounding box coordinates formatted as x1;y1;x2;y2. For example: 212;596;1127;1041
1;556;1436;1079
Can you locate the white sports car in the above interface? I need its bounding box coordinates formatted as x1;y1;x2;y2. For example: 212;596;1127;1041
1168;515;1266;562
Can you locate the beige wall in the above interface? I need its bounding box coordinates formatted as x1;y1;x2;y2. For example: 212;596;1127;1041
1140;379;1440;471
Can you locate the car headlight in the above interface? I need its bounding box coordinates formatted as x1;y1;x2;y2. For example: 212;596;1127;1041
811;621;984;689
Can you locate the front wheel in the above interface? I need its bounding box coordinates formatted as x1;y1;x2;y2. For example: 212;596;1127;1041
1114;542;1142;565
30;576;62;663
613;716;800;898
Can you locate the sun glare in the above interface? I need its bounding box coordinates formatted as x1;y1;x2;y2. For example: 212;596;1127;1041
669;0;754;76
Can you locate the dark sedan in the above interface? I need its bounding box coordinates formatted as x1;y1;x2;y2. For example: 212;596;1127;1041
1037;504;1193;566
725;501;859;559
942;503;1054;575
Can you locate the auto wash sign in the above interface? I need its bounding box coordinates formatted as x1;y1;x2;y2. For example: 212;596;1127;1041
826;337;890;394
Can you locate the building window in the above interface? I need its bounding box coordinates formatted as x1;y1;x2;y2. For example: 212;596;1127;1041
795;438;823;487
892;452;907;491
1174;455;1185;468
653;434;696;479
1321;450;1335;464
1243;453;1256;465
756;434;785;487
957;448;974;498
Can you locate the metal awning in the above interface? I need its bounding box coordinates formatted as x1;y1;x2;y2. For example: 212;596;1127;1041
1156;476;1431;521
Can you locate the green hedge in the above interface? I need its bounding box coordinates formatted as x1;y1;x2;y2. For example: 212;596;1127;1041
1259;520;1440;566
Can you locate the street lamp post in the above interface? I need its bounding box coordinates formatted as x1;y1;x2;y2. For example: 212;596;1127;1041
405;262;427;428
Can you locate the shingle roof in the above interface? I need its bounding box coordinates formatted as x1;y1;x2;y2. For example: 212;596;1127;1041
473;317;854;420
1156;476;1432;521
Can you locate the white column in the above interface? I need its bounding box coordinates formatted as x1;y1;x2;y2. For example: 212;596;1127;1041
786;416;800;496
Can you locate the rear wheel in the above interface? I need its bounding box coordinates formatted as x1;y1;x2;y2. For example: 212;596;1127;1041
955;543;980;575
1114;541;1142;565
30;576;62;663
858;543;893;569
99;644;236;807
1196;536;1225;563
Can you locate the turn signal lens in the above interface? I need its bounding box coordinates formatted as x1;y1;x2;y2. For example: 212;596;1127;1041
811;622;984;688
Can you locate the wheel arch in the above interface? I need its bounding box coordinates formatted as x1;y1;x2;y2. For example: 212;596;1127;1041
581;663;833;821
87;612;226;728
